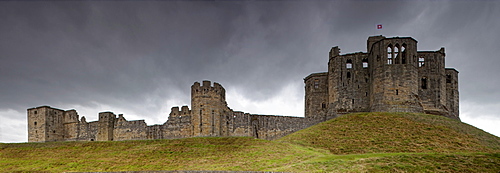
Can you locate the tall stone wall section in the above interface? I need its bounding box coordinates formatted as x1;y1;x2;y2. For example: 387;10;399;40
445;68;459;119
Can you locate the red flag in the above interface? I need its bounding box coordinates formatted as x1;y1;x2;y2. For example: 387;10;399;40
377;24;382;29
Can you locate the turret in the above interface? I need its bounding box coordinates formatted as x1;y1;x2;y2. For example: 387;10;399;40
304;72;328;120
190;80;228;137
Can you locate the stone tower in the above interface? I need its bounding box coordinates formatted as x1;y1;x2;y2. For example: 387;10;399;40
27;106;65;142
190;81;230;137
96;112;116;141
304;72;328;120
368;36;423;113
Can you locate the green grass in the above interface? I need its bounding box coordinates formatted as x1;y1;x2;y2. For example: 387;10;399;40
1;112;499;172
278;112;500;154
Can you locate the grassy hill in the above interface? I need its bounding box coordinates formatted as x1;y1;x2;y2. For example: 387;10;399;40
278;112;500;154
1;112;499;172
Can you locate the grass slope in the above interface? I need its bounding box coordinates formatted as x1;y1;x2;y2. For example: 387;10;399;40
278;112;500;154
1;112;499;172
0;137;317;172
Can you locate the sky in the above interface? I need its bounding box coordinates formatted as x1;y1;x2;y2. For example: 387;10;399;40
1;0;499;143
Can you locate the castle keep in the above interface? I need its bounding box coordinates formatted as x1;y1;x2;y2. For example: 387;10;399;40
304;35;459;120
28;35;459;142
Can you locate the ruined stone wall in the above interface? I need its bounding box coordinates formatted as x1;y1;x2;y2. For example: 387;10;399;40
229;111;252;137
417;49;446;112
249;115;308;140
162;106;193;139
113;115;148;141
63;110;79;141
445;68;459;119
330;52;370;113
76;118;98;141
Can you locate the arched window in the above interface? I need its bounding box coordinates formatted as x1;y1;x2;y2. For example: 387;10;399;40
346;59;353;69
421;77;428;89
394;46;399;64
401;44;407;64
34;122;37;126
362;58;368;68
446;74;452;83
387;46;393;64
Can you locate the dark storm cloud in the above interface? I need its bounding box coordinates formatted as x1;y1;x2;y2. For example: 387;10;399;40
1;1;500;142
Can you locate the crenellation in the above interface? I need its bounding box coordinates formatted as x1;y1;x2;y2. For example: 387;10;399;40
27;35;459;142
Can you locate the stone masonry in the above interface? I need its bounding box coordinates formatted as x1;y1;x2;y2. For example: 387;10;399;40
27;35;459;142
304;35;459;120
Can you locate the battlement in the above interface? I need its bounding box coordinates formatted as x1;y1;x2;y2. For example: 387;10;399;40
191;80;226;102
169;106;191;117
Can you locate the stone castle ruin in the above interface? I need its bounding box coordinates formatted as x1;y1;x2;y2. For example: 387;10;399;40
28;35;459;142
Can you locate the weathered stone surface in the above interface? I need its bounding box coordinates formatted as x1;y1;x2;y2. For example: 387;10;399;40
305;35;459;120
27;35;459;142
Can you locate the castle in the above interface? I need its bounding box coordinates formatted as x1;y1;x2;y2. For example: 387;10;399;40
27;35;459;142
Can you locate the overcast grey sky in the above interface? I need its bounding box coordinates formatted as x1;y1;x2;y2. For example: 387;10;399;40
1;1;499;142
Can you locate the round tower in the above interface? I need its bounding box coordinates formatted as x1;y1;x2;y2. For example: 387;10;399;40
304;72;328;120
368;37;424;113
190;80;228;137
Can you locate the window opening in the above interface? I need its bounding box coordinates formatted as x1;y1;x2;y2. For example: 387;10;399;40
346;59;353;69
396;89;399;95
418;57;425;67
394;46;399;64
322;103;326;109
314;79;319;89
347;72;351;78
34;111;37;114
387;46;393;64
401;45;407;64
446;75;452;83
421;77;428;89
362;58;368;68
34;122;37;126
